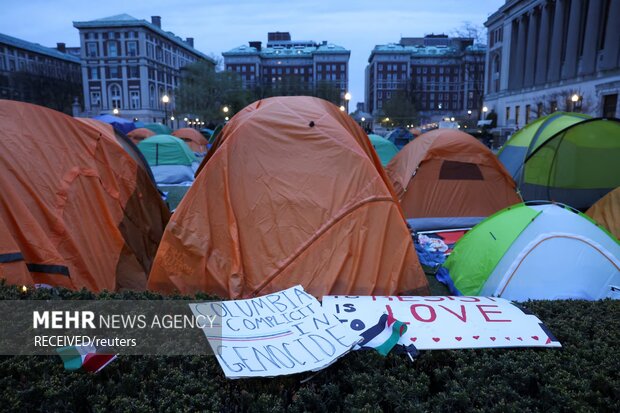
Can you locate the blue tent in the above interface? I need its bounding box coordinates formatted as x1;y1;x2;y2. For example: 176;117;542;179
93;114;136;135
385;127;415;149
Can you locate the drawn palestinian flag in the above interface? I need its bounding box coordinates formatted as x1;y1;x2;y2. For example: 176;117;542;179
56;345;116;372
357;313;409;356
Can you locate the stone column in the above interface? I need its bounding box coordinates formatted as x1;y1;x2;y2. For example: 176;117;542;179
580;0;604;75
508;20;520;90
524;9;539;87
562;0;583;79
535;2;551;85
513;14;528;90
547;0;566;82
601;0;620;70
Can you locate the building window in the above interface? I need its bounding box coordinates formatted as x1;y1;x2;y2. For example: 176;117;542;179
90;91;101;107
340;64;345;71
108;66;120;78
86;42;97;57
128;66;139;78
89;67;99;80
108;41;118;57
525;104;531;124
515;106;520;126
130;90;140;109
149;85;155;108
505;106;510;123
603;94;618;118
550;100;558;112
127;41;137;56
109;84;121;109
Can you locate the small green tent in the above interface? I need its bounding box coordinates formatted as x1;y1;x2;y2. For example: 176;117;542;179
137;135;196;166
368;134;399;166
143;122;173;135
442;202;620;300
498;113;620;209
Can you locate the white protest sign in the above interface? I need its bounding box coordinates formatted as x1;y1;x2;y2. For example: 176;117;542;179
190;285;358;379
322;296;561;350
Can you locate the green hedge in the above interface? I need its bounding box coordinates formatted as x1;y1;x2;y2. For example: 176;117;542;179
0;284;618;412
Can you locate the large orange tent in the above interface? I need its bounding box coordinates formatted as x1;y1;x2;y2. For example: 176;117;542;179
386;128;521;230
127;127;156;144
0;100;170;291
172;128;209;153
148;96;429;298
586;186;620;240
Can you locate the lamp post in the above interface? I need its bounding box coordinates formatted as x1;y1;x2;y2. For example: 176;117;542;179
112;108;119;115
344;92;351;113
339;105;345;112
571;93;581;112
482;106;488;121
162;94;170;126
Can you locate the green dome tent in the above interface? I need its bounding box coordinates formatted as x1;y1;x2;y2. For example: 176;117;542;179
442;202;620;301
142;122;173;135
498;113;620;209
137;135;196;166
368;134;399;166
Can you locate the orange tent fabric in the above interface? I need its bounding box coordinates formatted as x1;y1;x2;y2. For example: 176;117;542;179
172;128;208;153
586;187;620;240
149;96;429;298
386;128;521;220
0;100;170;291
127;127;156;144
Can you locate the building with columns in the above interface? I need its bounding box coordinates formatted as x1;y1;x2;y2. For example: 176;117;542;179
223;32;350;104
484;0;620;129
365;35;485;124
73;14;215;123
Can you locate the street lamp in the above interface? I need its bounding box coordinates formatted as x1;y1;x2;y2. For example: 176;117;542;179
361;117;365;122
162;94;170;126
112;108;119;115
344;92;351;113
571;93;582;112
339;105;345;112
223;105;229;113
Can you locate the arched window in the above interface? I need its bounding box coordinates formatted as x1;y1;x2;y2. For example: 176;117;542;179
109;84;122;109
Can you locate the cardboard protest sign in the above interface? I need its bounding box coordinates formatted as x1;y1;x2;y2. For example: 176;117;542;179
322;296;561;350
190;286;358;379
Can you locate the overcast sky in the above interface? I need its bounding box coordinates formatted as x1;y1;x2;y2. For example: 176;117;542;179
3;0;504;107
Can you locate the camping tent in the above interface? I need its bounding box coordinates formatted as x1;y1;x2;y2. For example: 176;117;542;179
587;187;620;240
498;113;620;209
172;128;209;153
0;100;169;292
142;122;172;135
93;114;136;134
148;96;429;299
386;128;521;230
385;127;415;149
127;127;156;144
76;118;156;183
137;135;197;166
443;202;620;300
138;135;198;185
368;134;399;166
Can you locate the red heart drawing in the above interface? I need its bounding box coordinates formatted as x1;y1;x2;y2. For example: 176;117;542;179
432;337;440;342
505;337;510;341
545;337;552;344
410;337;417;342
490;337;496;341
455;337;462;341
517;337;523;341
473;336;480;340
532;336;539;341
